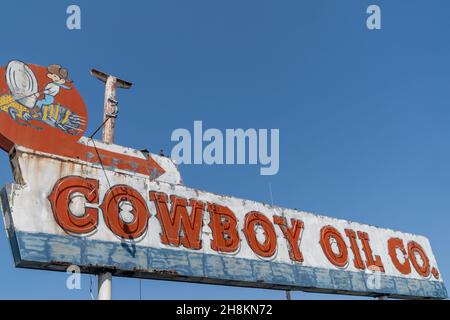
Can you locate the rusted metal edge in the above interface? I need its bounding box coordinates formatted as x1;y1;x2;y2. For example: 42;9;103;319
10;145;152;181
12;258;442;300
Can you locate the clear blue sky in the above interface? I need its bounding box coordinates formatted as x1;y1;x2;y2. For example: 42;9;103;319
0;0;449;299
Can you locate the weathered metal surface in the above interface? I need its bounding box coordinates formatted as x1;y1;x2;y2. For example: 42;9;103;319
0;146;446;299
102;75;117;144
0;61;166;180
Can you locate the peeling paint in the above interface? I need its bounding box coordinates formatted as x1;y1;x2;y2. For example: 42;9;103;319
0;145;447;299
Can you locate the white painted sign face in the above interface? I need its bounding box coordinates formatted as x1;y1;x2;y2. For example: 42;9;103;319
1;145;447;299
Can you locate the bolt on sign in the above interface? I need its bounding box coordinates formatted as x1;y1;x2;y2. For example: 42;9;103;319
0;60;447;299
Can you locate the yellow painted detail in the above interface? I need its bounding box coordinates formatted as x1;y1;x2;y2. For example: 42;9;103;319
62;110;71;124
43;106;48;120
0;95;71;124
0;95;27;117
53;105;59;121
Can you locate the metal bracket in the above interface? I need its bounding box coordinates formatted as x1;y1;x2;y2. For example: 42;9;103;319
108;98;118;106
106;98;119;118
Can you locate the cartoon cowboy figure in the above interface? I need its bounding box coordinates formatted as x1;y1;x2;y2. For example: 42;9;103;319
32;64;72;115
3;60;83;134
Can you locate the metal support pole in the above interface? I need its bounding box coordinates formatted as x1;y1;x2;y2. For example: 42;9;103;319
285;290;292;300
99;76;116;300
91;69;133;300
98;76;115;300
90;68;132;301
97;76;116;300
98;272;112;300
102;76;117;144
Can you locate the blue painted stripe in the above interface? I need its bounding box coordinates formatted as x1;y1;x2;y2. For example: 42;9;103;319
11;231;448;299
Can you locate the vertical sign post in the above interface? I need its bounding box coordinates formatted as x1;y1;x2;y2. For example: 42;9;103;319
91;69;132;300
98;272;112;300
102;75;118;143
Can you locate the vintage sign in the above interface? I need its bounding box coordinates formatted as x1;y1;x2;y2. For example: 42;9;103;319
0;60;165;179
0;61;447;299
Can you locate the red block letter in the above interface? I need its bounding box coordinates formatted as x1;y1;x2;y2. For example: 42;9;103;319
344;229;365;270
357;231;385;272
244;211;277;258
320;226;348;267
408;241;430;277
273;216;304;262
149;192;204;250
100;185;149;239
207;203;240;253
48;176;99;234
388;237;411;275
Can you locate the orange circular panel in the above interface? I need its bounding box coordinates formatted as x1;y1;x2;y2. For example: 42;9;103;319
0;61;87;153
